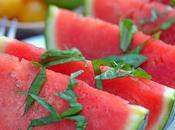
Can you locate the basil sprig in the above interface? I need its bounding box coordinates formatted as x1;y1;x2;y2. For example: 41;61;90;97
24;67;46;115
95;62;152;89
119;19;138;52
24;48;86;115
40;48;86;67
28;70;87;130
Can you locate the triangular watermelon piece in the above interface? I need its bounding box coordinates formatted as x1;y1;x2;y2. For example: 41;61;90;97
0;37;95;86
0;53;148;130
100;66;175;130
1;37;175;129
85;0;175;45
45;7;175;89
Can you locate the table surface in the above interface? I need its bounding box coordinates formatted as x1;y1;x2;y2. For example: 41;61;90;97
24;35;175;130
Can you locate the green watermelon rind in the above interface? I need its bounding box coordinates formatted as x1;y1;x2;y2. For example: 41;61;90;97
0;36;9;52
84;0;94;16
161;87;175;129
127;105;149;130
45;6;59;50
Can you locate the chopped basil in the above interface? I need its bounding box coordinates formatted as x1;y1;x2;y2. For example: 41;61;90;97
115;54;147;68
152;31;161;40
40;48;86;67
28;70;87;130
139;9;159;24
119;19;138;52
171;0;175;6
92;56;116;75
95;63;152;89
24;67;46;115
159;18;175;30
27;93;61;130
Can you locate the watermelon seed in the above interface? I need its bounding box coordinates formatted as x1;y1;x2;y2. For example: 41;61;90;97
16;80;23;88
9;72;16;78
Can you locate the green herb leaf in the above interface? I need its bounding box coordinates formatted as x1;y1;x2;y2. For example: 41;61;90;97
95;68;132;89
55;70;87;130
92;56;116;75
132;68;152;79
119;19;138;52
170;0;175;6
115;54;147;68
95;62;152;89
140;9;159;24
24;67;46;115
159;18;175;30
28;93;58;115
28;114;60;130
40;48;86;67
152;31;161;40
65;115;87;130
27;93;61;130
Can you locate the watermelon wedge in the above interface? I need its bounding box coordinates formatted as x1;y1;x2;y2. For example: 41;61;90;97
0;37;95;86
85;0;175;45
100;66;175;130
45;7;175;89
0;53;148;130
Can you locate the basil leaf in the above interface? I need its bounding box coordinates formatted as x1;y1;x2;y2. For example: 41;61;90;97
171;0;175;6
27;93;61;130
132;68;152;79
119;19;138;52
55;70;87;130
40;48;86;67
92;56;116;75
95;69;132;89
140;9;159;24
159;18;175;30
115;54;147;68
24;67;46;115
65;115;87;130
28;114;61;130
28;93;58;115
152;31;161;40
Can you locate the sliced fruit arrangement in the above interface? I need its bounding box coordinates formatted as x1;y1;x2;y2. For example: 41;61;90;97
1;36;175;129
45;7;175;89
99;66;175;130
0;37;95;86
84;0;175;45
0;53;148;130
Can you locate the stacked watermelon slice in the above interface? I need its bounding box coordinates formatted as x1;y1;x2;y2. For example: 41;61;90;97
1;2;175;130
85;0;175;45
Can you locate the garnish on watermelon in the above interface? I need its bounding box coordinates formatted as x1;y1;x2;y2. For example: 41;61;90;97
99;66;175;130
44;7;175;89
84;0;175;45
0;36;95;86
0;53;148;130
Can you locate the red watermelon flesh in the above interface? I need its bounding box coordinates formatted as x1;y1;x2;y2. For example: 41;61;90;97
86;0;175;45
45;7;175;88
100;66;175;130
0;37;95;86
0;53;148;130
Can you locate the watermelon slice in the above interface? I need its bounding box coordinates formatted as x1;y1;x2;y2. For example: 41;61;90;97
45;7;175;89
100;66;175;130
0;37;95;86
0;53;148;130
85;0;175;45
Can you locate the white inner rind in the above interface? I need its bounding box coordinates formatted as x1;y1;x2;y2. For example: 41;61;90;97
45;6;59;49
125;105;149;130
152;87;175;130
0;36;9;52
84;0;94;16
